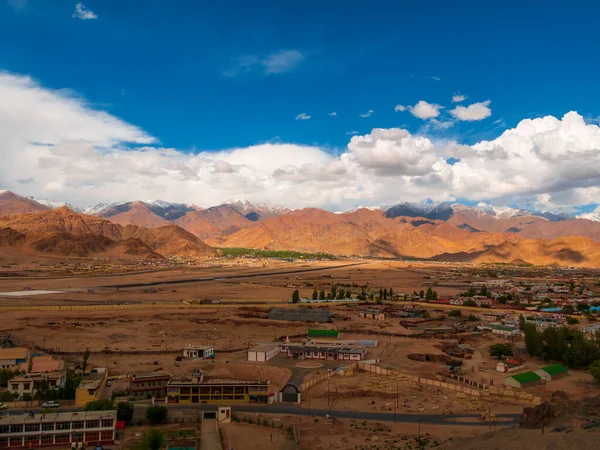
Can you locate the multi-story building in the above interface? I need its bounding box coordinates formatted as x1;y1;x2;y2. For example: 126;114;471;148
0;411;116;449
166;371;270;405
128;373;171;399
8;372;66;399
75;368;108;407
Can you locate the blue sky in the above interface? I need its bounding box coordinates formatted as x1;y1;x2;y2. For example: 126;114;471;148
3;0;600;150
1;0;600;216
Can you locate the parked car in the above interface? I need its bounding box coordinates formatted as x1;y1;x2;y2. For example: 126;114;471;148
0;403;8;410
106;381;112;387
42;401;60;408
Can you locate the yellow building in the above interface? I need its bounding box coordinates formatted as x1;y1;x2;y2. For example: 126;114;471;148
75;368;108;406
166;372;270;405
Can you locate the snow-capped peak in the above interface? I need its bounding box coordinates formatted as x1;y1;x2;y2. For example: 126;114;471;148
30;197;87;214
578;208;600;222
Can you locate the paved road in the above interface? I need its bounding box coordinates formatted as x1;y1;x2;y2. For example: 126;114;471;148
200;420;222;450
102;262;365;289
4;403;520;427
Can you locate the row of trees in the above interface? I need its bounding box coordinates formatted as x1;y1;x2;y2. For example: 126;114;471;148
522;323;600;369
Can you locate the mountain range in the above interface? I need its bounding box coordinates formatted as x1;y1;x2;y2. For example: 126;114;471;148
2;190;600;266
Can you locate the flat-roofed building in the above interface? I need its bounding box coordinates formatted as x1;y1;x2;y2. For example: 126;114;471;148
8;372;66;399
0;410;116;449
0;347;29;369
182;345;214;359
75;368;108;407
166;372;270;405
17;356;64;373
128;373;171;399
247;344;280;362
281;342;367;361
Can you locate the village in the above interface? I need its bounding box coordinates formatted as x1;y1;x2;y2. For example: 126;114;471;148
0;259;599;449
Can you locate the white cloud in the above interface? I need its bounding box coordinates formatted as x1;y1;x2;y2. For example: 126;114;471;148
394;104;406;112
430;76;441;81
450;100;492;121
224;50;304;77
359;109;374;118
3;71;600;212
295;113;311;120
346;131;359;135
328;112;337;117
579;206;600;222
73;3;97;20
452;94;466;103
408;101;442;120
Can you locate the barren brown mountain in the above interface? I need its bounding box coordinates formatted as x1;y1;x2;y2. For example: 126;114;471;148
0;207;215;258
96;201;169;228
0;191;49;215
174;205;259;239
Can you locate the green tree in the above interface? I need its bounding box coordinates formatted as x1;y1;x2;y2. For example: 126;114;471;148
383;289;388;301
359;288;367;301
419;290;425;299
345;290;352;299
369;292;375;302
566;316;580;325
541;327;567;361
0;391;15;402
590;360;600;384
489;344;513;359
519;314;526;331
312;289;318;301
578;303;591;312
140;429;165;450
389;288;394;299
562;305;575;315
523;324;542;356
85;398;115;411
432;291;438;301
425;287;433;300
570;280;576;291
448;310;462;318
421;311;430;319
146;406;168;425
466;314;478;321
480;286;488;297
331;285;337;299
379;288;383;299
117;402;134;424
291;289;300;304
82;348;90;374
319;290;326;300
337;288;345;300
463;299;477;307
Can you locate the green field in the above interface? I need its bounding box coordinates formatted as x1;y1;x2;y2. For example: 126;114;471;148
217;247;336;260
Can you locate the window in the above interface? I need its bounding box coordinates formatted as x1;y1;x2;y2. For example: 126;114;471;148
56;422;70;431
0;438;7;449
10;425;23;433
41;435;54;445
25;423;40;433
0;426;8;434
72;421;84;429
24;435;40;443
86;420;100;429
42;422;54;431
55;434;70;444
100;431;113;441
85;432;100;442
100;419;113;428
72;432;84;442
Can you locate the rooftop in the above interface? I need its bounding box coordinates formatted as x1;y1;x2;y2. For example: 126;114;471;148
168;378;269;386
249;343;280;352
18;356;63;373
539;364;568;375
184;344;214;350
0;410;116;426
507;371;541;384
9;372;64;382
0;347;28;361
131;373;172;380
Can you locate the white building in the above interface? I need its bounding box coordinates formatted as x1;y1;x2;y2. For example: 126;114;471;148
182;345;214;359
247;344;281;362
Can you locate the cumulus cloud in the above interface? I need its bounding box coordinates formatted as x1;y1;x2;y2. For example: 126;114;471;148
408;101;442;120
450;100;492;121
359;109;374;118
328;112;337;117
452;94;466;103
73;3;97;20
295;113;311;120
2;71;600;212
394;104;406;112
224;50;304;77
